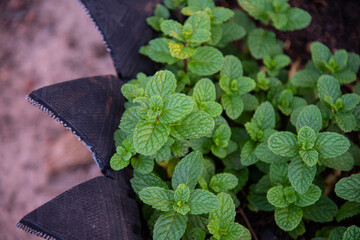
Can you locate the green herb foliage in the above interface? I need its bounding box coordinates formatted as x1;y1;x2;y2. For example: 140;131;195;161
111;1;360;239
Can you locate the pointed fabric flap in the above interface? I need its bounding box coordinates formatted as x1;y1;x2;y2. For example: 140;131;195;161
17;170;142;240
78;0;161;79
26;75;125;174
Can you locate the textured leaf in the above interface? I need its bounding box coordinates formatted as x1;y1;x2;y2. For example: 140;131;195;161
245;122;264;142
342;225;360;240
139;187;175;211
185;11;211;31
224;223;251;240
268;131;299;157
133;119;170;155
209;193;236;224
188;189;219;214
242;94;259;111
131;171;168;195
253;101;275;130
280;8;311;31
288;157;317;194
333;69;357;84
147;70;177;100
275;205;303;231
267;186;288;208
341;93;360;112
296;105;323;133
336;201;360;222
240;140;259;166
210;173;238;193
291;69;320;88
247;189;274;212
169;42;195;59
333;49;348;70
329;227;347;240
161;20;183;41
348;52;360;73
120;107;142;134
247;29;276;59
170;110;214;139
237;0;268;21
335;112;357;133
319;152;354;171
140;38;177;64
110;153;130;171
335;174;360;202
299;149;318;167
201;101;223;117
221;94;244;120
221;55;243;80
295;184;321;207
303;196;338;223
193;78;216;104
288;221;306;239
311;42;331;69
213;124;231;148
270;162;290;185
212;7;234;24
298;126;317;150
160;93;194;123
131;155;154;174
189;47;224;76
153;211;188;240
172;151;203;190
217;22;246;47
235;77;256;95
317;75;341;102
315;132;350;158
174;184;191;203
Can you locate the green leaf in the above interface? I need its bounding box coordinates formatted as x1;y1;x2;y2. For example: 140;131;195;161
146;70;176;100
317;75;341;102
319;152;354;171
131;171;168;195
348;52;360;73
315;132;350;158
174;184;191;203
342;225;360;240
169;42;195;59
333;69;357;84
335;174;360;202
221;55;243;80
223;223;251;240
336;201;360;222
270;162;290;185
170;110;214;139
200;101;223;117
333;49;348;70
133;119;170;155
288;156;317;194
280;8;311;31
193;78;216;103
311;42;332;70
245;122;263;142
139;187;175;211
208;24;223;45
247;29;276;59
268;131;299;157
253;101;275;130
288;221;306;239
210;173;238;193
247;188;274;212
240;140;259;166
303;196;338;223
221;94;244;120
213;124;231;148
189;47;224;76
185;11;211;31
188;189;219;214
329;227;347;240
341;93;360;112
160;93;194;123
110;153;130;170
131;155;154;174
335;112;357;133
298;126;317;150
172;151;203;190
237;0;268;22
119;107;142;134
242;94;259;111
299;149;318;167
160;20;183;41
295;184;322;207
212;7;234;24
291;69;320;88
140;38;177;64
209;193;236;224
217;22;246;47
296;105;323;133
153;211;188;240
267;186;288;208
235;77;256;95
275;205;303;231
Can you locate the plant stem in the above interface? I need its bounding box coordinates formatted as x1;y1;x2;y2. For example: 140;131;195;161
238;208;259;240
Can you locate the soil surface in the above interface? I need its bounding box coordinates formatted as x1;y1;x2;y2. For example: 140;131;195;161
0;0;359;240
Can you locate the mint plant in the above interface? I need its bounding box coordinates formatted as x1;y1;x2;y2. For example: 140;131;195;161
111;0;360;239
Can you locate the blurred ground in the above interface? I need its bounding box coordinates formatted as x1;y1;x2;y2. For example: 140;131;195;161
0;0;116;239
